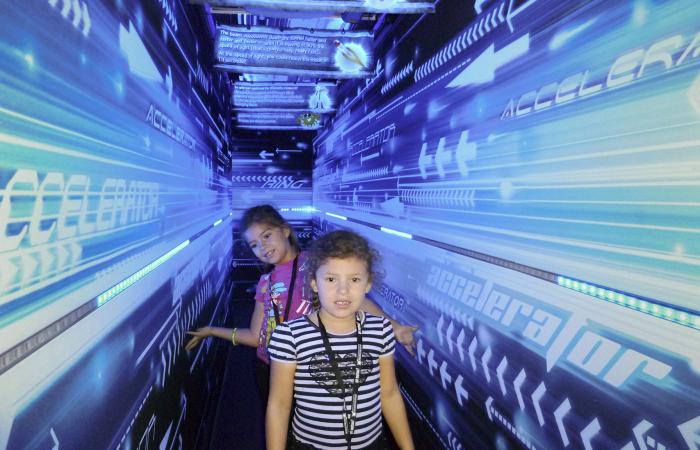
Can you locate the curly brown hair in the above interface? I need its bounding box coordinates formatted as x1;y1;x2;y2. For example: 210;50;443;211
307;230;379;282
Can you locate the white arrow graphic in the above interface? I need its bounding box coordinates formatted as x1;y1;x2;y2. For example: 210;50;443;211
496;356;508;396
418;142;432;179
481;346;492;383
428;349;438;377
439;361;452;389
259;150;273;159
532;381;547;426
455;130;477;177
447;34;530;88
456;328;466;362
50;428;59;450
677;415;700;449
474;0;488;14
417;339;427;365
454;375;469;406
554;398;572;447
513;368;527;410
446;321;455;353
436;314;445;346
468;337;478;371
485;397;494;421
434;137;451;178
80;1;91;36
580;418;601;450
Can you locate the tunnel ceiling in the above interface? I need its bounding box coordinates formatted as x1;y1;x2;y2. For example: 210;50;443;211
189;0;435;131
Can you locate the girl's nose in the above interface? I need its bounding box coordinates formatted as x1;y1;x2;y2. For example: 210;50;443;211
337;282;349;294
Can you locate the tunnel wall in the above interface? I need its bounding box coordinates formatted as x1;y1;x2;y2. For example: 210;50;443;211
0;1;233;449
312;1;700;449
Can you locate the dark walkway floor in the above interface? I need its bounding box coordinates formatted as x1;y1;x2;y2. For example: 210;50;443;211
208;298;265;450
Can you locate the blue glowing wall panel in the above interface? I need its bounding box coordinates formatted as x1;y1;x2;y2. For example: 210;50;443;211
315;0;700;311
0;1;233;449
315;216;699;450
313;0;700;448
215;25;375;78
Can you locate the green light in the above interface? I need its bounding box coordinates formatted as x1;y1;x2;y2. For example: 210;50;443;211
558;273;697;330
96;239;190;308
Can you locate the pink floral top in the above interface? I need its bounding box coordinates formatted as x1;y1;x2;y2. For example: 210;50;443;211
254;251;313;363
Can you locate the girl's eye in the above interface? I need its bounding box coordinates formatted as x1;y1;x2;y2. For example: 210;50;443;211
325;277;335;283
352;277;361;283
263;233;271;240
249;244;257;250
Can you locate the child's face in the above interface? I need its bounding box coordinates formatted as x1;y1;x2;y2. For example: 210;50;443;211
244;223;294;265
311;257;372;321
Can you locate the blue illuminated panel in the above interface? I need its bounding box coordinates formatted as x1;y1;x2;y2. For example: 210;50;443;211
313;0;700;449
0;1;232;449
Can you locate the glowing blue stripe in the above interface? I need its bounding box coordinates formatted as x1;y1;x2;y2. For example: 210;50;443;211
380;227;413;239
213;219;223;226
279;206;318;213
325;212;348;220
97;240;190;307
556;276;699;330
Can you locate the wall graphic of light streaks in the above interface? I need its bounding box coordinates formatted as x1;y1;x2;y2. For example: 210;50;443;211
314;0;700;449
0;1;233;449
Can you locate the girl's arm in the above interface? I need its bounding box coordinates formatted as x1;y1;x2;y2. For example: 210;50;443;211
266;360;296;450
361;299;418;356
185;301;265;350
379;355;415;450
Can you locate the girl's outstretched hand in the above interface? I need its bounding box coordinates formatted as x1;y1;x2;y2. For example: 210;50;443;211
185;327;211;352
393;323;419;356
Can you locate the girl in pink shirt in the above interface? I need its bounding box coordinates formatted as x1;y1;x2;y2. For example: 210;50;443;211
186;205;416;399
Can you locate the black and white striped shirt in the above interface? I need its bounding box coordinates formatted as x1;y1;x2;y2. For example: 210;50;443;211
268;313;395;449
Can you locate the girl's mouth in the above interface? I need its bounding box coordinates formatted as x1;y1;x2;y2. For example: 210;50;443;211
264;249;274;259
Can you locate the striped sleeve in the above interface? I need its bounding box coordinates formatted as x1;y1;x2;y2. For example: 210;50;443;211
268;321;297;362
380;317;395;356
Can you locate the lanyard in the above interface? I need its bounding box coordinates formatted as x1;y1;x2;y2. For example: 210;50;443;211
271;255;298;325
318;312;363;450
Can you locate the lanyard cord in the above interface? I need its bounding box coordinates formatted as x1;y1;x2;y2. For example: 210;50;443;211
271;255;298;325
318;312;363;450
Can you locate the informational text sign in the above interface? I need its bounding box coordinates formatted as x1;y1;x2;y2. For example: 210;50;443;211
233;82;337;112
215;25;374;78
235;111;324;130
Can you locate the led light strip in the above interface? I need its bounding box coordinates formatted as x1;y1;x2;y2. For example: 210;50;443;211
0;212;232;376
557;276;699;330
97;240;190;307
319;210;700;331
279;206;318;213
